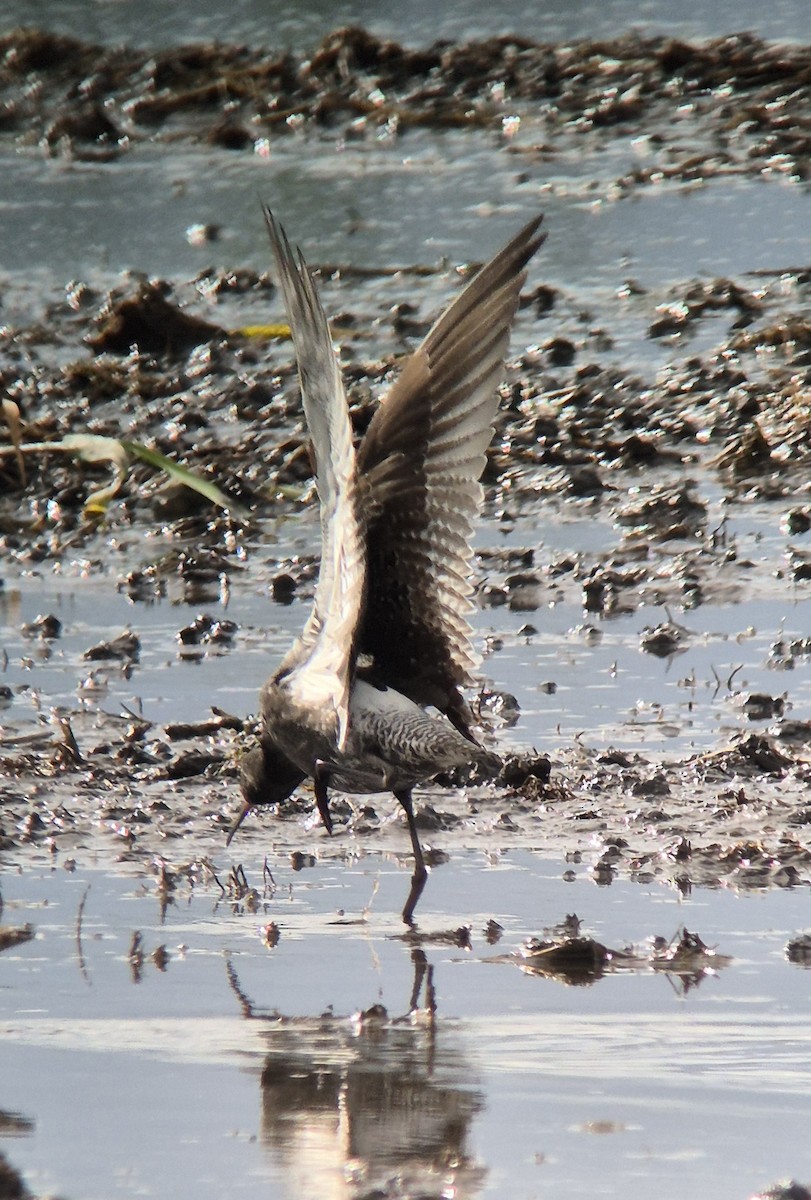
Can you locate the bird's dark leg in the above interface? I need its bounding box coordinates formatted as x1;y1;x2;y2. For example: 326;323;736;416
395;788;428;924
226;801;253;847
409;947;427;1012
313;761;334;835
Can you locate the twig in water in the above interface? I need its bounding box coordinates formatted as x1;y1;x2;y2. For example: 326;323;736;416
262;856;276;896
129;931;144;983
76;884;91;984
361;877;380;922
726;664;743;690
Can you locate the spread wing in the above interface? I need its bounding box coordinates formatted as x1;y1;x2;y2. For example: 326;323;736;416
264;208;365;750
356;215;545;734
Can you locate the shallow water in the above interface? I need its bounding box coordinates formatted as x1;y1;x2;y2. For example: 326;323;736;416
3;494;810;758
4;137;811;289
2;847;811;1200
2;0;811;48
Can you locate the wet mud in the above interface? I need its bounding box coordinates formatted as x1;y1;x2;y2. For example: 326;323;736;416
1;25;810;187
2;172;810;896
2;22;811;1199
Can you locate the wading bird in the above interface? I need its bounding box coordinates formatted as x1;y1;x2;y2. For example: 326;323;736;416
231;208;544;922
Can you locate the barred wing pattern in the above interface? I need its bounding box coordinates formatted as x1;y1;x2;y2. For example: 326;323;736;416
356;216;545;731
264;209;366;750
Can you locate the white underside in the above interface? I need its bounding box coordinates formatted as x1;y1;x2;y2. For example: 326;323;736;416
349;678;426;720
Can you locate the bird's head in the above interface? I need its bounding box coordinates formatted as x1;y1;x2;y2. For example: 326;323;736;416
239;739;305;809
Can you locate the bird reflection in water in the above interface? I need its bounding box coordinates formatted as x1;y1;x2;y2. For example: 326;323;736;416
226;950;487;1199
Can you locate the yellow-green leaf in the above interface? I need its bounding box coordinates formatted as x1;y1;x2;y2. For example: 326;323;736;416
121;440;246;516
60;433;130;471
235;323;292;340
60;434;129;514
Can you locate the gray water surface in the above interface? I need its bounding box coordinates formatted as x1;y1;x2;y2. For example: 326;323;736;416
2;0;811;48
4;139;810;287
2;850;811;1199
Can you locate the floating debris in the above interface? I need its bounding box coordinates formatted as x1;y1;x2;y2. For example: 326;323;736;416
751;1182;811;1200
483;919;504;944
651;927;732;975
618;486;707;540
640;621;689;657
785;934;811;965
517;934;624;983
20;614;61;640
504;919;731;988
176;613;238;647
736;692;786;721
0;924;35;953
477;688;521;726
260;922;281;949
782;508;811;536
83;630;140;661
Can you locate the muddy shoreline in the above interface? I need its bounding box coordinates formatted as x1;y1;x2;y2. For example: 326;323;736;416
1;25;810;186
2;24;811;895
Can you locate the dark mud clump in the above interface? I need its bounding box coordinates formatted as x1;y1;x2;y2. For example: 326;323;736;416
513;922;731;987
0;1153;33;1200
1;26;810;183
88;282;226;355
2;694;811;904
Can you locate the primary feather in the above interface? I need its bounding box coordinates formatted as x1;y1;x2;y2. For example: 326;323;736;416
262;208;366;752
357;215;545;732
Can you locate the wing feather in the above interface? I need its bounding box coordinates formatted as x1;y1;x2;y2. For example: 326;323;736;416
264;209;365;750
356;215;545;730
